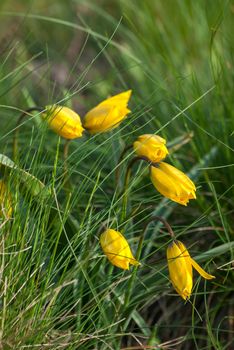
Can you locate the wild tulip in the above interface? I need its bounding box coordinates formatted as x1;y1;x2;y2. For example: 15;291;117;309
167;240;215;300
100;228;140;270
133;134;169;163
83;90;132;134
150;162;196;205
43;105;84;139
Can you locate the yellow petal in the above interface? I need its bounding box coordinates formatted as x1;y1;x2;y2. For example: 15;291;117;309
167;241;193;299
190;258;215;280
83;91;132;134
160;162;196;191
83;106;120;132
175;240;192;278
167;240;215;300
44;105;84;139
137;134;167;145
151;163;196;205
98;90;132;107
133;134;168;163
100;229;140;270
151;166;182;201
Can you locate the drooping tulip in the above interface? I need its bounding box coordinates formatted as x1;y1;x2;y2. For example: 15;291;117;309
100;228;140;270
43;105;84;139
167;240;215;300
150;162;196;205
133;134;168;163
83;90;132;134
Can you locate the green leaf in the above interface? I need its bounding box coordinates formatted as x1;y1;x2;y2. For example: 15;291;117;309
0;153;50;198
195;241;234;262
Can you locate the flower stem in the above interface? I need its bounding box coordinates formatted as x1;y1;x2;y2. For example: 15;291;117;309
121;156;149;224
115;144;133;186
63;139;71;191
13;107;43;160
123;215;175;327
135;216;174;264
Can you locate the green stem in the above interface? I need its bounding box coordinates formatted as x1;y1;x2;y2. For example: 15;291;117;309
115;144;133;187
123;216;175;325
121;156;150;224
13;107;43;160
63;139;72;191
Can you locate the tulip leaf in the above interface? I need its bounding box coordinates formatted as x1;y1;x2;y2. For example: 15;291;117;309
195;241;234;262
167;131;194;153
131;310;152;337
0;153;15;168
0;153;50;198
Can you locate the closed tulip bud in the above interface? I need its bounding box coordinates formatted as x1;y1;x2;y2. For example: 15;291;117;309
83;90;132;134
150;162;196;205
133;134;169;163
0;180;13;219
167;240;215;300
43;105;84;139
100;228;140;270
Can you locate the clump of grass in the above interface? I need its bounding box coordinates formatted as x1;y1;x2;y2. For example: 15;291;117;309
0;1;233;349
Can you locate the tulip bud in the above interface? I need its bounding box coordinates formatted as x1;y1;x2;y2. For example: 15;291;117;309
133;134;169;163
0;180;13;219
100;228;140;270
167;240;215;300
150;162;196;205
83;90;132;134
43;105;84;139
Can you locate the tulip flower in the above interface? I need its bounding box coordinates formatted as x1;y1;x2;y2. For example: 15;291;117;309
100;228;140;270
150;162;196;205
167;240;215;300
133;134;169;163
83;90;132;134
0;180;13;219
43;105;84;139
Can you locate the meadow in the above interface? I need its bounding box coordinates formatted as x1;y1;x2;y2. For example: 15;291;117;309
0;1;233;349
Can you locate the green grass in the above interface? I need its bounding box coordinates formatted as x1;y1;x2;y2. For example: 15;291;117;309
0;0;233;349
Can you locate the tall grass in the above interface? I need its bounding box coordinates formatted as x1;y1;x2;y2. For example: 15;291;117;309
0;0;233;349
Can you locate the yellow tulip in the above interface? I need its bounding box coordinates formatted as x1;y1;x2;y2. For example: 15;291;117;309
0;180;13;219
150;162;196;205
100;228;140;270
43;105;84;139
133;134;169;163
167;240;215;300
83;90;132;134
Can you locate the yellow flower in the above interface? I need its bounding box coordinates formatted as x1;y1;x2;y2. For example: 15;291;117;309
133;134;169;163
0;180;13;219
150;162;196;205
43;105;84;139
100;228;140;270
83;90;132;134
167;240;215;300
